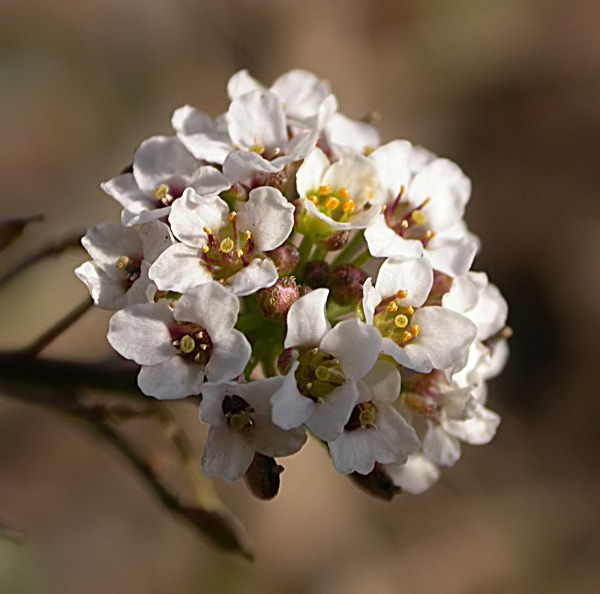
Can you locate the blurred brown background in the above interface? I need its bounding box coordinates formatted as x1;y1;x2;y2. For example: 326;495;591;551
1;0;600;592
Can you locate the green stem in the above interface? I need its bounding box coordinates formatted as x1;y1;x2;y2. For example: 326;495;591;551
350;248;370;268
297;235;314;268
311;245;327;261
332;231;365;266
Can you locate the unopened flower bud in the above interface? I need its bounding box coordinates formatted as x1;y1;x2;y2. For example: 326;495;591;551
349;464;401;501
317;230;350;251
303;260;330;288
256;277;300;321
266;243;300;276
244;453;284;500
328;264;368;306
426;271;453;306
277;347;296;375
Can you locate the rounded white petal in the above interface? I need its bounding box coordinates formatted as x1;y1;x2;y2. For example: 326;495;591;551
137;356;205;400
386;454;440;494
171;105;215;135
138;220;174;263
374;408;421;461
423;424;461;467
202;425;254;481
271;69;330;121
81;222;142;269
360;359;402;406
169;191;229;247
248;415;307;458
321;153;378;209
107;303;174;365
189;166;231;197
364;214;423;260
228;258;279;297
375;258;433;306
237;187;294;251
412;307;477;371
133;135;198;196
296;147;330;197
425;234;478;277
381;337;433;373
326;112;380;153
306;381;359;441
227;69;265;100
329;429;376;475
148;243;212;292
75;261;126;310
369;139;413;200
222;149;282;184
320;319;381;381
408;158;471;232
443;405;500;444
271;365;315;430
227;90;287;151
175;282;239;336
205;330;251;383
284;288;331;348
362;278;380;326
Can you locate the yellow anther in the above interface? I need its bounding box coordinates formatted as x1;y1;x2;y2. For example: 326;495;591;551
338;186;350;199
422;197;431;207
249;143;265;154
387;302;399;313
203;226;213;236
410;324;421;337
308;194;319;205
201;245;210;253
342;199;356;214
319;185;333;195
315;366;331;381
401;331;413;343
405;305;415;315
219;237;235;253
325;196;340;211
154;183;170;200
236;248;244;258
115;256;130;271
199;343;208;350
228;212;237;222
179;335;196;354
398;185;405;198
396;289;408;299
195;331;204;339
400;220;409;229
243;230;253;240
411;210;426;225
363;145;375;156
394;314;409;328
425;230;436;239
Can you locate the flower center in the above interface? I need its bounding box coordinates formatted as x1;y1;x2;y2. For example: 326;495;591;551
294;346;346;402
170;322;213;366
384;188;435;246
154;182;185;207
372;290;421;345
115;255;142;288
344;401;378;431
222;394;254;431
199;212;257;281
306;185;357;223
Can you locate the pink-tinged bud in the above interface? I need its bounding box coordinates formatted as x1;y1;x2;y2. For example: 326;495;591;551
220;182;248;203
256;277;300;322
317;230;350;251
426;271;453;305
277;347;296;375
328;264;368;306
244;453;284;500
266;243;300;276
303;260;330;288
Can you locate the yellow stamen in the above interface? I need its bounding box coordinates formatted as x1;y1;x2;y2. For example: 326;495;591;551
411;210;426;225
405;305;415;315
154;183;170;200
203;226;213;236
400;220;409;229
425;230;436;239
228;212;237;222
219;237;235;253
249;143;265;154
422;197;431;208
201;245;210;253
394;314;409;328
308;194;319;205
315;366;330;381
338;186;350;199
325;196;340;210
410;324;421;337
243;230;253;240
236;248;244;258
319;185;333;195
363;145;375;156
401;331;413;343
115;256;130;271
387;302;399;313
396;290;408;299
342;199;356;214
359;408;376;426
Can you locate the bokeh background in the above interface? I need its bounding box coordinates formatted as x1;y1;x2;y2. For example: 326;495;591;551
1;0;600;592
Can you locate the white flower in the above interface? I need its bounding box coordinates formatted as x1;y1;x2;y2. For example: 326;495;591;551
149;186;294;296
200;377;307;481
107;282;250;399
385;453;441;495
362;257;477;373
75;220;173;310
295;147;380;240
365;141;478;276
101;135;229;226
328;360;420;475
271;288;381;441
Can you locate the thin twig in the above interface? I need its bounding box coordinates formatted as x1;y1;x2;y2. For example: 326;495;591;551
0;230;84;288
25;297;93;356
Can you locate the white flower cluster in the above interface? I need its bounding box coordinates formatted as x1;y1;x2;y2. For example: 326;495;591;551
76;69;509;497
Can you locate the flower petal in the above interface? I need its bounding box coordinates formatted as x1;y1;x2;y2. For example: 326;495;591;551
375;257;433;306
205;330;251;383
271;365;315;430
228;259;279;297
137;356;205;399
306;381;359;441
202;425;254;481
284;288;331;348
148;243;212;293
